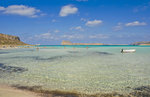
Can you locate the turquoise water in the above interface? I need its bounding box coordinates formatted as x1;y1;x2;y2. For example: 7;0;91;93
0;45;150;94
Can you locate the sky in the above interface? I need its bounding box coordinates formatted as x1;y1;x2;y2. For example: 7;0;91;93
0;0;150;45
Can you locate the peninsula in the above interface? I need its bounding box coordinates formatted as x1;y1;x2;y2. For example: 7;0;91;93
132;41;150;45
0;33;28;48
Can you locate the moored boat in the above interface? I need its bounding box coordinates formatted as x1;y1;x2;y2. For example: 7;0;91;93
121;49;136;53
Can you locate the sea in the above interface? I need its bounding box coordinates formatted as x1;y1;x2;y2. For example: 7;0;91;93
0;45;150;94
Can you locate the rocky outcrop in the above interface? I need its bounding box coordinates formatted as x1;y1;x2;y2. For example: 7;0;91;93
132;41;150;45
0;33;27;45
61;40;103;45
61;40;72;45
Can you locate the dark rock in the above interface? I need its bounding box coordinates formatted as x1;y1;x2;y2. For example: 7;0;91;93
0;63;27;73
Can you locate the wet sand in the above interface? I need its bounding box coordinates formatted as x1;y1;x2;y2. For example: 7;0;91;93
1;84;150;97
0;85;41;97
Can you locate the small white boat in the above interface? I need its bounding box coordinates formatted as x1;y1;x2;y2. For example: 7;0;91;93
121;49;136;53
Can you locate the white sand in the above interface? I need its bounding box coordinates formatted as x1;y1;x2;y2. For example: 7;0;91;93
0;85;41;97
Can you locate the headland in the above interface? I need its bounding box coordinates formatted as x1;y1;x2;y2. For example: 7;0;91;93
0;33;30;49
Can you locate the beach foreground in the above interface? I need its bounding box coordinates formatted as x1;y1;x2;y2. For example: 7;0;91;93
0;85;41;97
1;84;150;97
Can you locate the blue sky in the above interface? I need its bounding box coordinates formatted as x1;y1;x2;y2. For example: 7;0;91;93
0;0;150;45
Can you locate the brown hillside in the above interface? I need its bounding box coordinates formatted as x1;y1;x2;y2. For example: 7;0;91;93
0;33;27;45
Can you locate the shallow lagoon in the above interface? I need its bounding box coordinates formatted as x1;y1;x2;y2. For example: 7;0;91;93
0;46;150;94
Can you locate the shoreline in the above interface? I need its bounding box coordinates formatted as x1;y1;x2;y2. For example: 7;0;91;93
0;84;41;97
1;44;150;50
0;45;35;49
0;84;150;97
0;84;124;97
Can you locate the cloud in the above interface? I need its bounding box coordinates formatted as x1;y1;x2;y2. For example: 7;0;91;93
61;34;83;39
86;20;103;26
75;26;84;31
113;23;123;31
0;5;41;17
80;18;87;21
59;5;78;17
113;21;146;31
71;26;84;31
0;6;5;10
89;34;109;39
35;32;54;39
29;32;61;42
125;21;147;26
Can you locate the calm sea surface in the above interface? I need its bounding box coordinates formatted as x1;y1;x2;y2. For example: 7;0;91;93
0;45;150;94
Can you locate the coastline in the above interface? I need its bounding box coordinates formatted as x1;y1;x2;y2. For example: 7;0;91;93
0;45;34;49
0;45;19;50
0;84;150;97
0;84;125;97
139;44;150;45
0;84;41;97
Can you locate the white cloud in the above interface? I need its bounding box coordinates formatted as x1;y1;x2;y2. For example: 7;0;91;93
89;34;109;39
35;32;54;39
86;20;103;26
61;34;83;39
30;32;61;41
125;21;147;26
113;23;123;31
34;32;84;41
59;5;78;17
71;26;84;31
0;6;5;10
80;18;87;21
75;26;84;31
0;5;41;17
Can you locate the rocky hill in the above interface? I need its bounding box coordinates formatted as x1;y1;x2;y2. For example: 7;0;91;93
132;41;150;45
0;33;27;45
61;40;103;45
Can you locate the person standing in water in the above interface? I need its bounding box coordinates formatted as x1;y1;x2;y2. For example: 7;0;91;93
121;49;123;53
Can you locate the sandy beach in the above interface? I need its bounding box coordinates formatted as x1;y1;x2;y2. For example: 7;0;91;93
0;45;20;50
1;84;150;97
0;85;41;97
0;85;125;97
